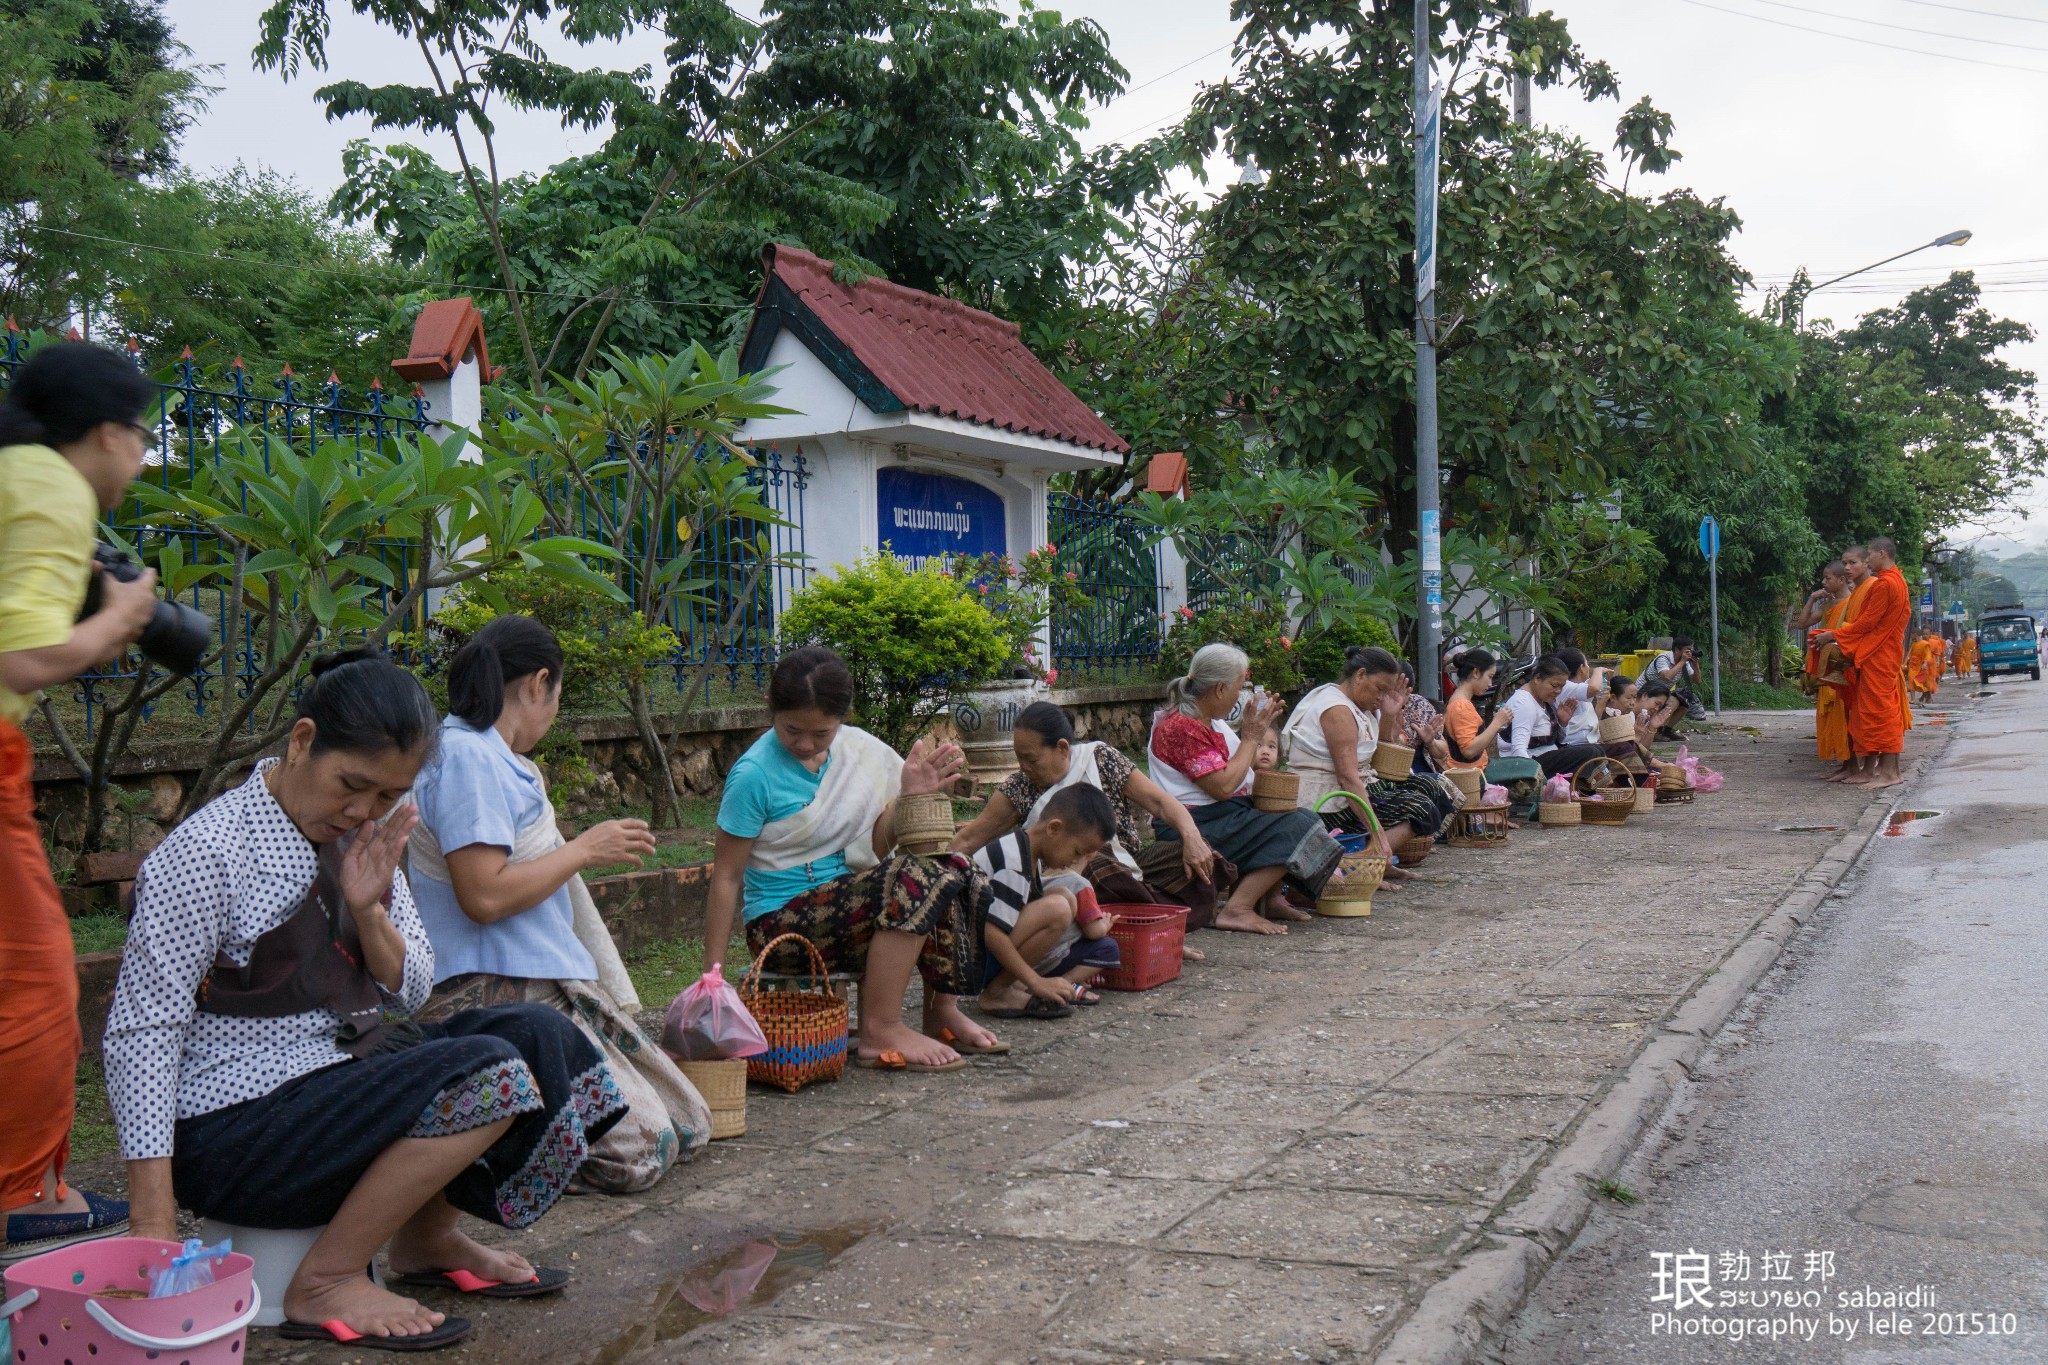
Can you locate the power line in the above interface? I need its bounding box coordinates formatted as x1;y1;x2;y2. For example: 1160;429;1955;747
1667;0;2048;75
1736;0;2048;53
1099;40;1233;110
1899;0;2048;27
26;223;755;313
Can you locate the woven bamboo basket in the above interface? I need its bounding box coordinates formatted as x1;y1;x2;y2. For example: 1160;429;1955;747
1317;849;1388;917
895;790;955;850
1597;714;1636;745
1656;761;1687;785
1656;782;1696;804
1446;767;1485;805
1251;769;1301;812
1572;757;1635;826
1372;742;1415;782
1447;802;1511;848
1393;831;1435;865
1538;799;1582;827
740;934;849;1093
676;1058;747;1139
1631;782;1657;815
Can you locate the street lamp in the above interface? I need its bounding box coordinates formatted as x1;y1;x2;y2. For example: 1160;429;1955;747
1782;230;1972;327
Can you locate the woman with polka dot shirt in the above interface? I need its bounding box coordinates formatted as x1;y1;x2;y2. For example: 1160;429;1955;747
105;651;626;1351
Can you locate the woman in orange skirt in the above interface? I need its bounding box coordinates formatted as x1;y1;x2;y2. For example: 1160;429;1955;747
0;343;159;1262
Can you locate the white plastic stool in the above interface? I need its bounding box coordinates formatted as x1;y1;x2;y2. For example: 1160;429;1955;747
199;1221;383;1327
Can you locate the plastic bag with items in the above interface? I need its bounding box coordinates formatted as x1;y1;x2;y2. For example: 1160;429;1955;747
662;965;769;1061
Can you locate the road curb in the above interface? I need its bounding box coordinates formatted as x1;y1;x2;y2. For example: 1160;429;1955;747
1372;742;1949;1365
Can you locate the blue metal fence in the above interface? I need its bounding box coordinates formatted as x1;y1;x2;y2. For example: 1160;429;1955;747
1047;492;1162;679
0;330;808;732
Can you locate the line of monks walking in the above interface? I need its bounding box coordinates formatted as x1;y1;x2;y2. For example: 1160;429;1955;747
1790;536;1917;791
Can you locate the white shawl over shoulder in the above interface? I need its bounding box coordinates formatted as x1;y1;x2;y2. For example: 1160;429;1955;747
750;725;902;874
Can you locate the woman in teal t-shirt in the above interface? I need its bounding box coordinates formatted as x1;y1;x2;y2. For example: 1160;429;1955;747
704;646;1002;1072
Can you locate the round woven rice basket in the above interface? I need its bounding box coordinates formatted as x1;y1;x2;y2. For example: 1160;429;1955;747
1597;714;1636;745
676;1057;747;1139
1252;769;1301;812
1538;800;1582;827
1316;850;1387;917
1447;802;1511;847
1372;742;1415;782
895;790;955;849
1446;767;1485;805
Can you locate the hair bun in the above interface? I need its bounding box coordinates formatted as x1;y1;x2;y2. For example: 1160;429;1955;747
308;646;387;679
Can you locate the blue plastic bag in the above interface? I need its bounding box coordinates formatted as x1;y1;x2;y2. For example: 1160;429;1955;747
149;1237;232;1298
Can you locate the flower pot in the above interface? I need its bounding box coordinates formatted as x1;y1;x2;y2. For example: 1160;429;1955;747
951;678;1047;784
1251;769;1300;812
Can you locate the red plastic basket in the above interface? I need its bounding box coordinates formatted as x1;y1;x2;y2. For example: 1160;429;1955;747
1098;904;1190;992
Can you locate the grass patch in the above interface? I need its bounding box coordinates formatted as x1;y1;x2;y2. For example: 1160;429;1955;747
71;914;129;955
1594;1176;1643;1206
585;838;716;880
72;1054;119;1162
1712;681;1814;711
624;934;707;1008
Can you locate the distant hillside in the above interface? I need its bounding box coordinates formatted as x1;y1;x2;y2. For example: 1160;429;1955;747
1982;549;2048;610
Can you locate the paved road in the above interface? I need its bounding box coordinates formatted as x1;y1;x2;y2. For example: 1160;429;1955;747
1502;675;2048;1363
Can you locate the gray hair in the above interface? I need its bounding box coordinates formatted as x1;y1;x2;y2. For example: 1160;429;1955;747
1163;642;1250;717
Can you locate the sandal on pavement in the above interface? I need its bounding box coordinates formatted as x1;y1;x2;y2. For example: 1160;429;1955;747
853;1049;968;1073
392;1267;570;1298
983;996;1074;1020
278;1317;474;1352
936;1026;1010;1056
1070;986;1102;1006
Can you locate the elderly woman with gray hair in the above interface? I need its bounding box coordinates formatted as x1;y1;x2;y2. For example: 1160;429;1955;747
1147;643;1344;935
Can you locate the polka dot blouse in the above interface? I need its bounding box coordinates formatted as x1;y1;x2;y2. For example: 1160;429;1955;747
103;761;435;1161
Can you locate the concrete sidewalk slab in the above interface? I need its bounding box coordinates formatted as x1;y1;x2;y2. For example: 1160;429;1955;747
210;710;1931;1365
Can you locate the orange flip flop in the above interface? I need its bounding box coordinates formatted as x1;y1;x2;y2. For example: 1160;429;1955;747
852;1049;968;1073
937;1026;1010;1056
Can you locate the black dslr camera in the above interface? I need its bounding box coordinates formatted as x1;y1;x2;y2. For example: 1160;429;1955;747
78;544;212;676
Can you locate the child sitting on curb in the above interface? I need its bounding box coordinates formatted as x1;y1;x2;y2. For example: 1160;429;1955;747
974;785;1120;1021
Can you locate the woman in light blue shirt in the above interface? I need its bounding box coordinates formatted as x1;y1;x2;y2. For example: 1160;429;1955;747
409;615;709;1191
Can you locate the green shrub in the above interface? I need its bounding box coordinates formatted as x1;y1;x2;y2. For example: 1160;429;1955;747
778;551;1010;751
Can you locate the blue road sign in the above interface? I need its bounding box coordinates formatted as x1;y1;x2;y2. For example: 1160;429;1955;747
1698;515;1720;560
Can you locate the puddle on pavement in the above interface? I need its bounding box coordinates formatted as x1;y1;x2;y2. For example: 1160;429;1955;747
594;1223;877;1363
1778;825;1845;833
1884;809;1943;837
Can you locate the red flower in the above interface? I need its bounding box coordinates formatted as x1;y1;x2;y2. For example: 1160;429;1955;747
1046;667;1059;685
1279;636;1293;649
1178;606;1196;620
978;584;989;593
1065;571;1078;581
1045;543;1058;555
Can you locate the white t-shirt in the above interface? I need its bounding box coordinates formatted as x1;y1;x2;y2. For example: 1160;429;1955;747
1500;689;1556;758
1558;679;1597;746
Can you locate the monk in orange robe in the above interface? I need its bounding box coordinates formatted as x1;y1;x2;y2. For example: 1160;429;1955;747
1790;560;1853;769
1957;632;1979;678
1816;536;1912;789
1907;630;1944;703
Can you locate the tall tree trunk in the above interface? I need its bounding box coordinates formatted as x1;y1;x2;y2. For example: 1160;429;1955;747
628;676;683;828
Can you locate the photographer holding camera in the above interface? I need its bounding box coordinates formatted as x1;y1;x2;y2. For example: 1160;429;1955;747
1639;635;1708;740
0;342;162;1263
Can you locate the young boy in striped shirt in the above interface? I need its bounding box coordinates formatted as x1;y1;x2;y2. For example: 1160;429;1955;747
973;784;1120;1020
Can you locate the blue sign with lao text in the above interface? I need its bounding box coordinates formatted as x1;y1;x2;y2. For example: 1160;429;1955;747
877;466;1007;571
1698;515;1719;561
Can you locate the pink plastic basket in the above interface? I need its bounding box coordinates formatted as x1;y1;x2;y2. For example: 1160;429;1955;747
2;1238;260;1365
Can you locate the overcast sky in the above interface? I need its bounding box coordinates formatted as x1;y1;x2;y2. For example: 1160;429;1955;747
165;0;2048;551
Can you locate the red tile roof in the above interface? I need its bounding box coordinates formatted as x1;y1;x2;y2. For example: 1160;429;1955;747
392;298;501;383
744;246;1128;455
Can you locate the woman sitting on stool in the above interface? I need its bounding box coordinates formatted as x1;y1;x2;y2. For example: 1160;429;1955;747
105;651;622;1352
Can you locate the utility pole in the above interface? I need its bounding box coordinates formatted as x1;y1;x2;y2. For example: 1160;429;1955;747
1413;0;1443;699
1512;0;1531;127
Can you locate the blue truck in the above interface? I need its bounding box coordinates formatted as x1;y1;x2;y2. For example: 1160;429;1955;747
1976;605;2040;683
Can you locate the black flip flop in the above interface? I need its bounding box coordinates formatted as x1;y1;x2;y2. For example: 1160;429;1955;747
393;1267;570;1298
278;1317;474;1352
983;995;1074;1020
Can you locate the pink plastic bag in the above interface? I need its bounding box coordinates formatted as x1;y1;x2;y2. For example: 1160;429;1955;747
1541;775;1575;804
662;966;768;1061
1482;784;1509;805
1673;744;1724;794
